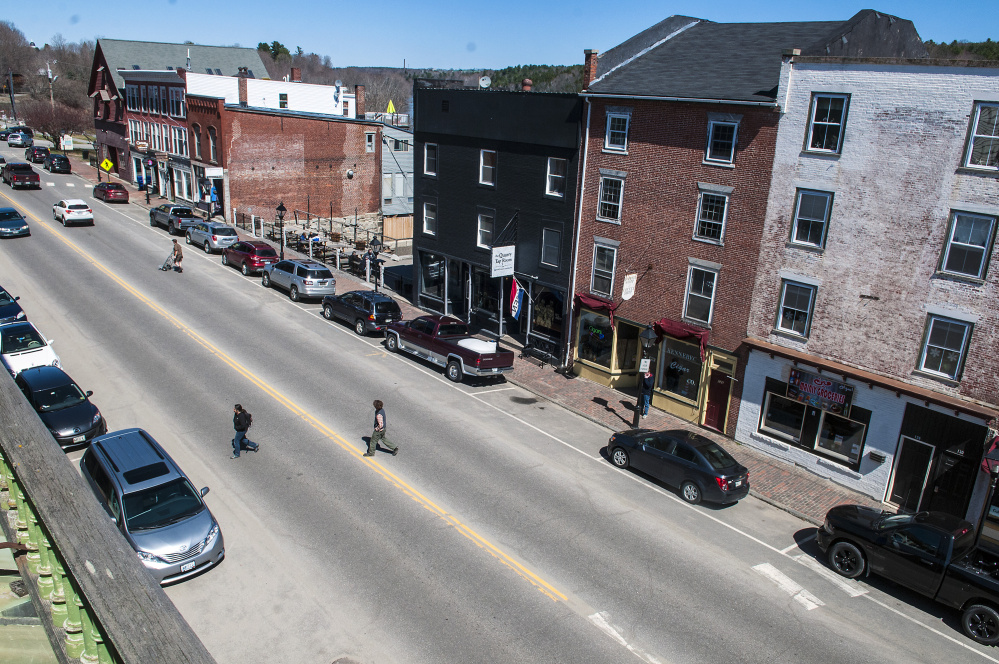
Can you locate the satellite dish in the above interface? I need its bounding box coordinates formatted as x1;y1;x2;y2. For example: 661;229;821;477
334;79;343;88
479;76;491;89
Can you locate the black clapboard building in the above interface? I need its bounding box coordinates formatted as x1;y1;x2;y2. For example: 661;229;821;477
412;84;583;363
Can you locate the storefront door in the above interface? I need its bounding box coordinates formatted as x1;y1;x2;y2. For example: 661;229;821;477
925;452;978;516
887;437;935;512
703;372;732;433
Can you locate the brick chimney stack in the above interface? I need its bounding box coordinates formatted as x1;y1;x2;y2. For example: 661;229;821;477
521;78;533;92
238;71;248;107
583;49;599;89
176;67;187;83
290;67;301;82
354;84;365;117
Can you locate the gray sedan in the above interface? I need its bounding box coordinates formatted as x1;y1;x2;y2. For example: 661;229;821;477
186;221;238;253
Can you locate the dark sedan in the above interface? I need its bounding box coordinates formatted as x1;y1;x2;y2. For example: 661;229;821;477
222;240;279;275
93;181;129;203
608;428;749;505
0;208;30;238
322;290;403;335
43;154;71;173
15;366;107;448
0;286;25;324
25;146;49;163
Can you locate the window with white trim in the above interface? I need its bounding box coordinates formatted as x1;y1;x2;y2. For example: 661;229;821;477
168;88;185;118
790;189;832;248
546;157;566;197
279;93;288;109
161;123;171;152
806;93;849;153
476;211;494;248
423;200;437;236
424;143;438;176
479;150;497;185
597;177;623;221
140;85;147;113
366;133;375;152
964;102;999;170
125;85;139;111
208;127;218;162
684;267;717;324
776;281;815;337
706;121;737;163
192;124;202;159
694;192;728;242
604;113;629;151
940;211;997;279
149;86;159;115
919;315;972;380
591;244;616;297
170;126;188;157
393;138;410;152
541;228;561;268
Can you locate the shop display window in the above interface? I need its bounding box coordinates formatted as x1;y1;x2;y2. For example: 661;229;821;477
472;268;499;315
531;288;564;340
761;393;806;441
420;252;444;300
616;324;639;373
660;338;703;402
577;311;613;369
817;412;866;464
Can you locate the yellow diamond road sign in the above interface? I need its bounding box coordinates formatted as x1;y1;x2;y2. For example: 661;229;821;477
100;158;113;172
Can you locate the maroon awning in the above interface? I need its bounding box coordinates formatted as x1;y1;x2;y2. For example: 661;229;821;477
575;293;619;328
653;318;710;361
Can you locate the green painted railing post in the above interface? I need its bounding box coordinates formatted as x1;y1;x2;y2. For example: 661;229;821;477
65;576;86;659
25;498;41;573
13;477;29;542
37;525;55;597
80;600;100;663
50;550;69;627
0;449;9;491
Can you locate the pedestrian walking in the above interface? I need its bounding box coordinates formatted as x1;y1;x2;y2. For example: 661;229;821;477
640;370;654;418
172;239;184;273
364;399;398;457
230;404;258;459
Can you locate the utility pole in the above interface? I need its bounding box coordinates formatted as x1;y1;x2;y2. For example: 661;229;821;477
46;61;57;113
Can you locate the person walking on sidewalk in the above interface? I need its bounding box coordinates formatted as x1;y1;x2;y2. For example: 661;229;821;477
172;239;184;273
231;404;258;458
364;399;398;457
640;370;654;418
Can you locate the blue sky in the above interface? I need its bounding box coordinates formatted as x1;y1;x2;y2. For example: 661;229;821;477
12;1;999;69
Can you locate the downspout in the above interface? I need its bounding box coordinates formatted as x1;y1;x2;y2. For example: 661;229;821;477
563;99;591;370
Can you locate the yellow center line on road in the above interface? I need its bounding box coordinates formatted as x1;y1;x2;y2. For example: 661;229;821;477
4;195;567;603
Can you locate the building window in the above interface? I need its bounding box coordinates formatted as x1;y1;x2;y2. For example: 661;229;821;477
168;88;186;118
343;100;350;117
706;121;737;163
964;102;999;170
919;316;972;380
162;123;171;152
790;189;833;248
591;244;616;297
423;200;437;236
477;212;494;248
424;143;438;176
479;150;497;185
761;392;807;442
125;85;139;111
597;177;623;221
546;158;567;197
393;138;410;152
694;192;728;242
541;228;561;268
366;133;375;153
192;124;202;160
604;113;629;151
149;86;159;115
806;93;849;153
208;127;218;162
279;93;288;109
171;126;188;157
420;252;444;301
684;267;716;324
140;86;147;112
777;281;816;337
577;310;613;369
940;211;996;279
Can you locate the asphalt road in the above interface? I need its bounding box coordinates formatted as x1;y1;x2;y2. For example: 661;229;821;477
1;145;995;664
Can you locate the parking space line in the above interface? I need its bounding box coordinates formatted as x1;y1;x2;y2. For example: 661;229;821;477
780;534;815;554
753;563;824;610
793;554;868;597
472;386;517;395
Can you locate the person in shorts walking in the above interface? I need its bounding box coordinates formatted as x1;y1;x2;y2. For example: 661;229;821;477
172;239;184;273
364;400;398;457
231;404;258;458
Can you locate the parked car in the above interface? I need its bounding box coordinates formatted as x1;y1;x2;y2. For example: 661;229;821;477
2;162;40;189
25;146;49;163
0;320;60;377
43;153;71;173
0;286;25;324
384;315;516;382
221;240;279;275
0;208;30;238
1;126;32;140
92;181;129;203
261;259;336;302
607;428;750;505
818;505;999;646
80;428;225;585
186;221;238;253
52;199;94;226
149;204;199;235
15;366;107;448
7;132;32;147
322;291;403;336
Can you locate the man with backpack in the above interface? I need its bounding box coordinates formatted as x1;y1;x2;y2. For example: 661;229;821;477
231;404;258;458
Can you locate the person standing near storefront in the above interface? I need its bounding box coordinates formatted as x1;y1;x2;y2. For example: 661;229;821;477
640;370;654;417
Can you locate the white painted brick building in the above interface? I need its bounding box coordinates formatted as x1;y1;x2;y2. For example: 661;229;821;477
735;56;999;519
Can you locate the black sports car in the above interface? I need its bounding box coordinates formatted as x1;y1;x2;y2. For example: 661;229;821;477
15;366;107;448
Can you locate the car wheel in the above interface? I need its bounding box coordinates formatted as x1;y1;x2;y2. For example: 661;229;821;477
53;210;58;220
168;222;176;235
828;541;866;579
240;263;249;276
445;360;463;382
203;241;212;254
221;253;228;266
354;319;366;336
323;304;335;320
261;273;271;288
289;286;300;302
62;216;67;227
610;447;630;469
963;604;999;646
386;334;398;353
185;233;192;245
680;481;702;505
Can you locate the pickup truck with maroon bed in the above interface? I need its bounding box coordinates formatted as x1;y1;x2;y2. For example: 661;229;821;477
384;315;515;382
1;162;41;189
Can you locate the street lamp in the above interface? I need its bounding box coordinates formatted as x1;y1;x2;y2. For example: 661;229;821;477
276;202;287;260
632;326;659;428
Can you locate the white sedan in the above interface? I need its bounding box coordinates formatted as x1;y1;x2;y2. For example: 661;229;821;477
52;199;94;226
0;321;60;377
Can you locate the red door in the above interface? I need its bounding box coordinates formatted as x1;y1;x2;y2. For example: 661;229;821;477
703;372;732;433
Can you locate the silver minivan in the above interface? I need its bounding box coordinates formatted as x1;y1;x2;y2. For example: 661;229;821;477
80;428;224;584
261;259;336;301
186;221;238;253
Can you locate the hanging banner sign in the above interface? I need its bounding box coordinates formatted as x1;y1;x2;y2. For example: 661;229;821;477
621;273;637;300
787;368;854;416
510;279;524;320
491;245;515;277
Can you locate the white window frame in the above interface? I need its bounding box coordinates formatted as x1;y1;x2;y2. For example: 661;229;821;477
776;280;816;337
140;85;147;113
479;149;497;186
161;123;171;152
806;93;849;154
423;200;437;236
964;102;999;170
149;86;159;115
683;266;717;325
393;138;410;152
192;124;202;160
208;126;218;163
545;157;566;197
705;121;738;164
604;113;629;152
694;191;728;243
476;212;494;248
790;189;833;249
424;143;438;176
597;176;624;222
541;228;561;268
169;88;186;118
279;93;288;109
366;133;375;153
918;315;972;380
759;391;806;443
591;244;617;297
940;211;997;280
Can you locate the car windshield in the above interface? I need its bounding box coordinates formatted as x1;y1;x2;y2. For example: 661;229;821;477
305;268;334;279
34;384;86;412
0;290;14;305
0;211;22;221
699;442;738;470
122;477;204;531
254;247;278;257
172;208;196;217
437;323;469;337
1;325;45;353
213;227;237;236
879;513;915;530
375;301;402;315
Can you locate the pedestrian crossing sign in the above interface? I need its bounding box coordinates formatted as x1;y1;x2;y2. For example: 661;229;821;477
100;158;113;172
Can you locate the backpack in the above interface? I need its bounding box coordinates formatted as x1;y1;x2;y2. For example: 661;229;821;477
246;412;253;427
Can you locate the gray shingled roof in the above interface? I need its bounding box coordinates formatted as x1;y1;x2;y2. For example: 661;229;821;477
589;10;926;102
98;39;269;90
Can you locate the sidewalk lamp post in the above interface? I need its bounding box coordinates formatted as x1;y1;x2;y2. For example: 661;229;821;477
632;326;659;428
276;202;287;260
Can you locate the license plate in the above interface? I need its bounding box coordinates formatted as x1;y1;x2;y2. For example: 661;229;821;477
180;561;196;573
733;480;742;488
72;435;86;443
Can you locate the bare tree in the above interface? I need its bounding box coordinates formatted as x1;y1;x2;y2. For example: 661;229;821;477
20;99;90;146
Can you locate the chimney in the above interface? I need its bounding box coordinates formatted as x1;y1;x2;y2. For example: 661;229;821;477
354;84;365;117
238;75;248;107
237;66;248;77
583;49;599;89
290;67;301;83
176;67;187;83
521;78;533;92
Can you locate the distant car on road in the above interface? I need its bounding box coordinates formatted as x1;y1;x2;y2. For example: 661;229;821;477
384;315;515;383
0;285;25;324
15;366;107;448
93;181;129;203
25;146;49;163
186;221;238;253
149;204;199;235
607;428;750;505
261;259;336;302
221;240;279;275
322;290;402;336
1;126;32;140
6;132;32;147
52;199;94;226
0;208;30;237
43;154;71;173
0;320;60;377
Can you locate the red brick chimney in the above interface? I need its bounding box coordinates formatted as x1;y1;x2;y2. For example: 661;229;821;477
583;49;599;89
521;78;533;92
176;67;187;83
354;85;365;117
238;75;248;106
290;67;301;82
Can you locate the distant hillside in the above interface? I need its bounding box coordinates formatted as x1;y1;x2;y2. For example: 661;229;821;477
924;38;999;61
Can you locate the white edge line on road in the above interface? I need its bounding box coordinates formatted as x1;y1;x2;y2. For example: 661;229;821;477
473;386;517;395
588;612;664;664
753;563;824;611
780;533;815;554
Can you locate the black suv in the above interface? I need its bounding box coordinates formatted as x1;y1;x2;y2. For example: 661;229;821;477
43;154;71;173
25;146;49;164
322;290;403;335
